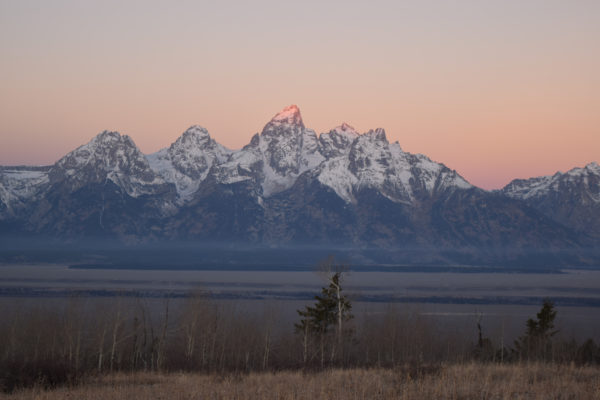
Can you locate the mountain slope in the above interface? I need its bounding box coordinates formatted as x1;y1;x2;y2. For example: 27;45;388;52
0;106;597;265
316;127;471;204
502;162;600;240
213;105;324;197
0;166;50;218
50;131;168;196
20;131;176;239
147;125;231;203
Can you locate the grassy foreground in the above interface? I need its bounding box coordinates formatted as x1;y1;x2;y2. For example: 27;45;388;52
3;363;599;400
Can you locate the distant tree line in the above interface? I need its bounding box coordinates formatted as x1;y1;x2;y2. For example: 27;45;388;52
1;259;599;393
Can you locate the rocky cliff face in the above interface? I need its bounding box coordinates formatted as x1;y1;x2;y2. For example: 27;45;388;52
2;131;176;238
213;105;325;197
50;131;168;197
147;125;231;203
502;162;600;241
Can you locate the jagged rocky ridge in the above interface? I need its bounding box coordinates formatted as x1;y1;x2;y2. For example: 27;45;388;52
502;162;600;241
1;105;598;265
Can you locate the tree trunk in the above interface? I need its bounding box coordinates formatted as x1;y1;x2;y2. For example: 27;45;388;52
336;283;342;344
109;308;122;372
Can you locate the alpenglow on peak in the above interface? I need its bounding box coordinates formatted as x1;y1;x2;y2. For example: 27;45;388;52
267;104;304;128
338;122;355;132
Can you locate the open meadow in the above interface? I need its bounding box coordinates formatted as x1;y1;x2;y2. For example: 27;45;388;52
1;263;600;398
3;363;600;400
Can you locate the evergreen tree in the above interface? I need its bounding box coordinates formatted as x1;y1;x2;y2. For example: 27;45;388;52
295;271;353;366
513;299;558;361
295;272;352;336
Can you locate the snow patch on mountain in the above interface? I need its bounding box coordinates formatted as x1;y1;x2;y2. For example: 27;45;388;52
317;128;471;204
411;153;472;192
52;131;166;198
316;157;358;203
0;168;49;214
147;126;231;202
214;106;325;197
332;123;360;143
258;125;324;196
266;104;304;128
503;162;600;203
503;175;554;199
216;127;326;196
213;137;261;186
348;129;395;188
319;123;359;158
2;105;475;210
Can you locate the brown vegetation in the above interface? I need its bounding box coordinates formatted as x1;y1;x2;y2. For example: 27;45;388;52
0;296;473;392
3;363;600;400
1;285;598;395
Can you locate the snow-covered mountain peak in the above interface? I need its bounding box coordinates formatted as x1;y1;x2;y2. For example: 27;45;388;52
213;105;325;196
90;130;122;144
318;126;471;204
337;122;356;133
89;130;136;148
180;125;210;139
333;123;359;137
96;130;120;139
169;125;220;154
364;128;387;142
146;126;232;202
264;105;304;129
50;131;166;198
502;161;600;202
0;166;50;216
319;123;359;158
585;161;599;173
3;109;599;252
560;162;600;179
57;130;141;169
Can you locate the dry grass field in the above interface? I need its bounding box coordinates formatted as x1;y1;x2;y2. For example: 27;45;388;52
3;363;599;400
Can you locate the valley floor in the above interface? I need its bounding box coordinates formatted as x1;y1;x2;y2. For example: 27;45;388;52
3;363;599;400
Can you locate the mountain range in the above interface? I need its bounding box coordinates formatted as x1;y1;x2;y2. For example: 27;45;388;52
1;105;598;266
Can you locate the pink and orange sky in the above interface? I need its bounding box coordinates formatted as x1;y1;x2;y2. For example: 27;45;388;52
1;0;598;189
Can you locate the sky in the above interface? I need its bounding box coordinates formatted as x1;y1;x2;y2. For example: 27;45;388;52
0;0;598;189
